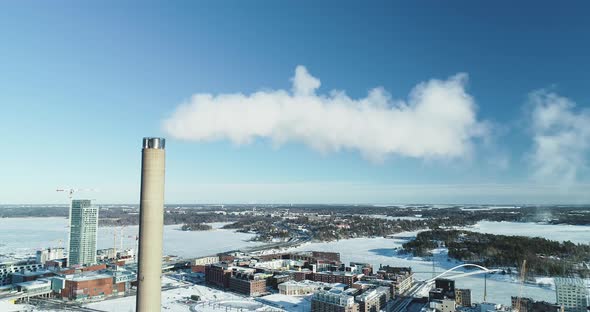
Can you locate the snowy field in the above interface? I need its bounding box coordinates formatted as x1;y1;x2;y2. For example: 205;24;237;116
13;276;287;312
366;215;424;221
463;221;590;244
0;218;263;260
0;300;36;312
83;276;267;312
256;294;310;312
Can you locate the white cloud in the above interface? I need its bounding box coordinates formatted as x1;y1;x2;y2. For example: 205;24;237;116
529;90;590;184
163;66;487;161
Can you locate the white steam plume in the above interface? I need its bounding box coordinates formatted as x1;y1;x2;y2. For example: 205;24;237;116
529;90;590;184
163;66;487;161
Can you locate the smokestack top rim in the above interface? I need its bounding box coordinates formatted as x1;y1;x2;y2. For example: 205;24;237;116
142;137;166;150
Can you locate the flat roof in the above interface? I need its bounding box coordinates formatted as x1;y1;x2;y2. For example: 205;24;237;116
273;274;290;278
16;279;51;287
555;277;586;287
315;271;356;276
12;270;52;277
68;273;112;282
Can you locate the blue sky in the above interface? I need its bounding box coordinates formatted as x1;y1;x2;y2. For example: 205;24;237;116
1;1;589;204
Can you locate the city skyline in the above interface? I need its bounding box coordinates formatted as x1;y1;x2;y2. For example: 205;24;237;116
2;1;590;204
0;3;588;312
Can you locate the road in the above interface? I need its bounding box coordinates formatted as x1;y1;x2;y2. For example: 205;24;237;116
29;297;107;312
386;280;430;312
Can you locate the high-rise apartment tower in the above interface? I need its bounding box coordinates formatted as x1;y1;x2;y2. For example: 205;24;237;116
68;199;98;266
555;277;589;312
555;277;588;312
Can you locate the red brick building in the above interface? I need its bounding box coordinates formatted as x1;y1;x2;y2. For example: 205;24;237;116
191;265;206;273
219;254;235;262
228;273;267;297
60;263;107;275
205;263;233;288
313;272;359;287
312;251;341;263
289;251;341;265
254;253;288;262
60;274;114;301
292;270;313;281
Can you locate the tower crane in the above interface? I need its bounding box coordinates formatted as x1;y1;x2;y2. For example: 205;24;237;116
113;225;127;262
56;188;99;206
56;188;99;221
514;259;527;312
127;234;139;261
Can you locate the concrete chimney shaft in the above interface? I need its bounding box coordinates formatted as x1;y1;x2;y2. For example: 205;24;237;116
136;137;165;312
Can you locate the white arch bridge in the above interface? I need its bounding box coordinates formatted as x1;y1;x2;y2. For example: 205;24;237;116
425;263;503;284
403;264;504;299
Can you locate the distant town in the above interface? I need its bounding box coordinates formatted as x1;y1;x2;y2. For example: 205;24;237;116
0;203;589;312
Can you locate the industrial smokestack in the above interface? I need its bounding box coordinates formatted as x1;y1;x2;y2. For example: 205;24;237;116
136;137;166;312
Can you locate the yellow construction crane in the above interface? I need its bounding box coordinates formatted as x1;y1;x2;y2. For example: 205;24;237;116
113;225;126;261
514;259;527;312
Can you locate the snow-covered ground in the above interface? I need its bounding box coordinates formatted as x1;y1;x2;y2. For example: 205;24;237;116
0;218;263;260
464;221;590;244
83;277;292;312
256;294;310;312
83;276;199;312
82;276;258;312
366;215;425;221
2;275;283;312
0;300;36;312
282;232;557;306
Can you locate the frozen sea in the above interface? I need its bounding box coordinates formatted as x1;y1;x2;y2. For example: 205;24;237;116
366;214;424;221
0;217;263;260
464;221;590;244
